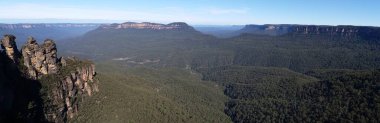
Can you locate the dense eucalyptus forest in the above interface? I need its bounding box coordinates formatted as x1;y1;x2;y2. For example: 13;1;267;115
59;23;380;122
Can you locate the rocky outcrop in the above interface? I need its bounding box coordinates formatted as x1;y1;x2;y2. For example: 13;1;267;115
0;34;99;123
100;22;194;30
46;58;98;122
22;37;59;79
1;35;21;63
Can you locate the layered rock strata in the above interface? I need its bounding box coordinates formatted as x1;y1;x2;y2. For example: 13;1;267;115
239;24;380;40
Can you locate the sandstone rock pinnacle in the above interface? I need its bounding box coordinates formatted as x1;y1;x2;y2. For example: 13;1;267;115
22;37;59;79
1;35;21;63
1;34;99;123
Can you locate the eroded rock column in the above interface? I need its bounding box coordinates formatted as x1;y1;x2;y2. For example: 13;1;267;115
1;35;20;63
22;37;59;79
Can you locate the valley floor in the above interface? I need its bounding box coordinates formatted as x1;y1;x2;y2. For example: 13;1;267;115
71;63;232;123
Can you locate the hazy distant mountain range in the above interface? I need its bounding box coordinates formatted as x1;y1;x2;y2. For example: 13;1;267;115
2;22;379;43
0;23;100;46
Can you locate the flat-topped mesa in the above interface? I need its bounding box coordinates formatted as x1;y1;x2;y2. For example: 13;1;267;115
1;35;21;63
100;22;194;30
167;22;194;30
22;37;59;79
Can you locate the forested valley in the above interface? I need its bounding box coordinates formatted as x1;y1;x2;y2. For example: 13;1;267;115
60;23;380;122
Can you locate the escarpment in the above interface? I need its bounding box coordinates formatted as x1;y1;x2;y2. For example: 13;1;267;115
239;24;380;41
0;34;99;123
100;22;194;30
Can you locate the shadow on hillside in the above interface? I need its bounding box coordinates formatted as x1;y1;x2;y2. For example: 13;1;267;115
0;51;47;122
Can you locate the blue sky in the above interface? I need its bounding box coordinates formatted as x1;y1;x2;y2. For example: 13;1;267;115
0;0;379;26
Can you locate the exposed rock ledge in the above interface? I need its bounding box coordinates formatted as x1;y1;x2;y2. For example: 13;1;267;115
46;57;99;122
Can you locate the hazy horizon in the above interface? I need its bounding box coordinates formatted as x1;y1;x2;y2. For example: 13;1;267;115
1;19;379;27
0;0;379;26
